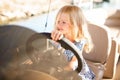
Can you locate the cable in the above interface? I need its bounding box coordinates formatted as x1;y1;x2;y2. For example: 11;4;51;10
45;0;51;29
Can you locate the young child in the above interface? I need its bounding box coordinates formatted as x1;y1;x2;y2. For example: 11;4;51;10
51;5;95;80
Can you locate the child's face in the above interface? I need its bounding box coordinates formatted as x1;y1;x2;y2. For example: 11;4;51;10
55;13;78;42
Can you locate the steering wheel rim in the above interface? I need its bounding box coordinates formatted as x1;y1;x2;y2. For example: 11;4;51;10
26;32;82;73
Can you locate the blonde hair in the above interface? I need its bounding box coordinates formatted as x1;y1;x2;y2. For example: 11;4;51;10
55;5;93;53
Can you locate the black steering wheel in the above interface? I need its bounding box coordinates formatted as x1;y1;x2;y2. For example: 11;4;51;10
26;32;83;80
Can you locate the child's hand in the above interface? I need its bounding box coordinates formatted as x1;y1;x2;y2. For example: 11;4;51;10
64;56;78;71
51;30;64;41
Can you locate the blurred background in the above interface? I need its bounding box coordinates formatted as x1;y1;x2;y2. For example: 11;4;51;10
0;0;120;24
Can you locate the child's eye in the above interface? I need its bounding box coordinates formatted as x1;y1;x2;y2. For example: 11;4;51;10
57;21;60;24
62;21;66;24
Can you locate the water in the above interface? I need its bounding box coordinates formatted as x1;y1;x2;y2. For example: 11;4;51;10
10;10;58;33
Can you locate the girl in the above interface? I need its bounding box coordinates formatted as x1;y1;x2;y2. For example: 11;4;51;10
51;5;95;80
